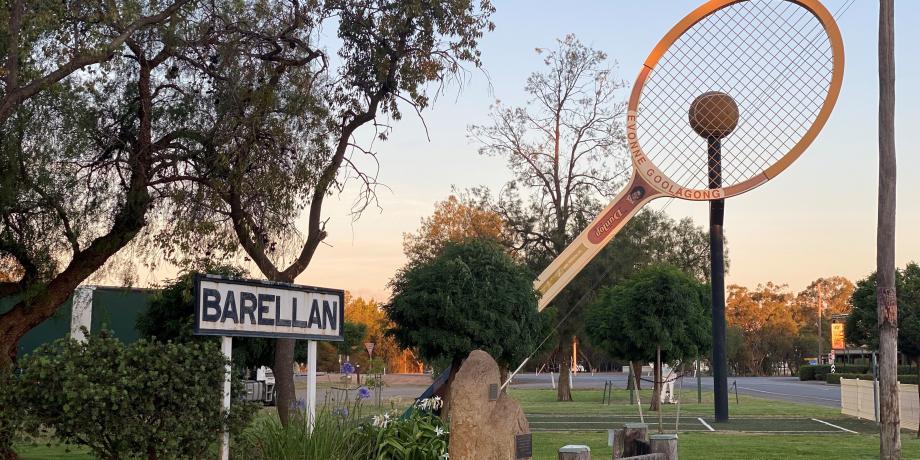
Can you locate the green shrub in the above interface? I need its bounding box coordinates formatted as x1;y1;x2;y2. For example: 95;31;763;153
801;364;872;381
799;365;817;381
899;365;917;375
16;331;257;460
360;398;449;460
238;399;373;459
0;370;23;460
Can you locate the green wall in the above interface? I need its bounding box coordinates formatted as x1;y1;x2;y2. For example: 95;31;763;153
1;286;155;358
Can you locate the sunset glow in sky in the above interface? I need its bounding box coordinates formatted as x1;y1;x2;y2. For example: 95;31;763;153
132;0;920;302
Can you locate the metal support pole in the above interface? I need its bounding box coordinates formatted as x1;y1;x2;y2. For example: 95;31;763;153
708;136;729;422
220;336;232;460
657;346;663;434
697;357;702;404
307;340;318;432
818;283;823;364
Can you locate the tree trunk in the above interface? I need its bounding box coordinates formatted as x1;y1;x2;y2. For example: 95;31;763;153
650;356;661;412
439;358;463;421
631;361;643;390
273;338;296;426
0;192;149;365
556;337;573;401
878;1;900;457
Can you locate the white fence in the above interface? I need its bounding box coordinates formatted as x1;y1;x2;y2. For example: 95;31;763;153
840;378;920;430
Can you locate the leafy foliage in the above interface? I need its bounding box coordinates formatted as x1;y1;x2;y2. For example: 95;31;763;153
0;369;23;459
403;194;509;263
586;265;710;408
846;262;920;362
361;406;449;460
14;331;257;459
344;294;420;374
586;264;711;365
238;403;373;460
726;283;798;376
385;238;546;370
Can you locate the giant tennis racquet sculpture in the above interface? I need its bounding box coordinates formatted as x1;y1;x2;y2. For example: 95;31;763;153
534;0;844;309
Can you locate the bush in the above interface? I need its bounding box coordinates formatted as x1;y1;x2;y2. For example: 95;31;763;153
360;398;449;460
800;364;871;381
15;331;257;459
239;395;449;460
799;365;817;381
899;365;917;375
0;370;23;460
238;404;373;459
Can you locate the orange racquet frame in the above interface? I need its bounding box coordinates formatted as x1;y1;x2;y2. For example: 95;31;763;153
534;0;844;310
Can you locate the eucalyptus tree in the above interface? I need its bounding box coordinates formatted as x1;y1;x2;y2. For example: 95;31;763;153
156;0;497;423
468;35;628;401
0;0;191;124
1;0;335;364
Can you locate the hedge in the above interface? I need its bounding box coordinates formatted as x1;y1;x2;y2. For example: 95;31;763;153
13;331;258;460
799;363;918;381
800;364;869;381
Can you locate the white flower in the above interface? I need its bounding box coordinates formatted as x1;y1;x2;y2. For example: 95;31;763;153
372;414;389;428
440;453;449;460
429;396;443;410
434;426;445;437
416;397;432;410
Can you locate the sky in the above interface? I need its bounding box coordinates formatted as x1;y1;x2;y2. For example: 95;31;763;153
131;1;920;301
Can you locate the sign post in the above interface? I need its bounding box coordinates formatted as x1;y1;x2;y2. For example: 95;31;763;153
364;342;375;360
307;340;317;430
194;275;345;455
220;336;232;460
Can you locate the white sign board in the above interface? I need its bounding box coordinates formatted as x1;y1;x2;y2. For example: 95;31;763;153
194;275;344;341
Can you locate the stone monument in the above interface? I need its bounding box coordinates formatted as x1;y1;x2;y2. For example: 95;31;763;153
448;350;531;460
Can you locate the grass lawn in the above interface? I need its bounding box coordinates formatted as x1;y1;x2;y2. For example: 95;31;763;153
532;431;920;460
517;388;920;459
15;387;920;459
12;442;92;460
509;387;842;418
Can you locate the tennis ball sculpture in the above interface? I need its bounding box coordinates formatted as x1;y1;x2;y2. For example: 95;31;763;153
689;91;739;139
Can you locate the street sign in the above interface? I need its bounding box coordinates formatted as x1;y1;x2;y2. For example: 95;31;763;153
194;274;344;459
364;342;375;358
194;275;344;341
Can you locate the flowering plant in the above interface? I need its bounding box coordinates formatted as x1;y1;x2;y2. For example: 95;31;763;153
360;406;448;460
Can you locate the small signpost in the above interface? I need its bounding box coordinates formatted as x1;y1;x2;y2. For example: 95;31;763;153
364;342;375;360
194;274;344;460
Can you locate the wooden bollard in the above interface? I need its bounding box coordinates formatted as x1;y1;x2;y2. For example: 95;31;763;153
623;423;649;457
608;428;625;459
649;434;678;460
559;444;591;460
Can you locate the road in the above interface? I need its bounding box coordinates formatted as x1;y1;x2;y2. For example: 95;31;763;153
511;373;842;407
